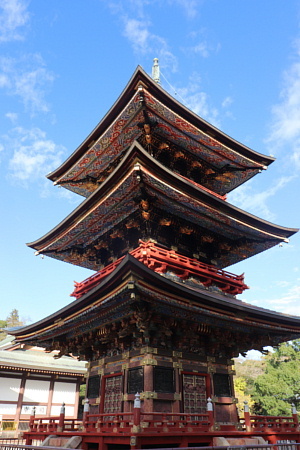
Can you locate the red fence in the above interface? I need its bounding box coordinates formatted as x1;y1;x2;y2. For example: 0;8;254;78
26;410;299;435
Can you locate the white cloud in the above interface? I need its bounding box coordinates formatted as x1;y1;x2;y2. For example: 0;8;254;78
3;126;65;185
107;1;178;72
168;0;198;19
266;282;300;316
0;72;9;87
190;41;209;58
0;0;29;43
5;112;18;123
123;18;150;54
14;65;54;113
122;15;178;72
265;39;300;169
222;96;233;108
228;175;295;221
175;73;220;127
0;54;55;114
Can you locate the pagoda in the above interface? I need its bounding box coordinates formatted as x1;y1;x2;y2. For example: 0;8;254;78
11;61;300;449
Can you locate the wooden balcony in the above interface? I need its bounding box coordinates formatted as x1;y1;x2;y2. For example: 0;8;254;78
71;240;249;298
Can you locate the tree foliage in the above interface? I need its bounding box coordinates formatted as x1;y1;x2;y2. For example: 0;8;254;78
6;309;23;328
234;358;265;415
0;319;8;341
0;309;24;341
234;376;254;416
252;340;300;415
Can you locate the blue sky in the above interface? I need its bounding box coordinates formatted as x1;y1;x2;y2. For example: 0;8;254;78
0;0;299;339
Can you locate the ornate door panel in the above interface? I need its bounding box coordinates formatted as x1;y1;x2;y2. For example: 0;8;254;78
182;373;207;414
103;375;123;413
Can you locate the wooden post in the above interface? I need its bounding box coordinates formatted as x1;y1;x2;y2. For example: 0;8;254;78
58;402;65;432
133;393;141;427
130;393;141;449
29;406;36;431
292;404;299;429
82;399;90;430
244;401;251;432
207;397;214;430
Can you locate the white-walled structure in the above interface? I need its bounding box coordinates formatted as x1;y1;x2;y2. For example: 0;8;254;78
0;336;86;430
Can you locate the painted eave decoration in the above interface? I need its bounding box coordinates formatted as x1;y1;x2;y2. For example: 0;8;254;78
9;254;300;349
28;141;297;271
47;66;274;197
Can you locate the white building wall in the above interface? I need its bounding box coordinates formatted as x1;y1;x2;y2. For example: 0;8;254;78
0;377;21;401
23;379;50;402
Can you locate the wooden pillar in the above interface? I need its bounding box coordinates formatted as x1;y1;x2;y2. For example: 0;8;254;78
143;364;154;413
244;401;251;432
207;397;214;431
173;368;181;413
74;378;81;419
47;376;55;416
15;373;27;435
57;403;65;432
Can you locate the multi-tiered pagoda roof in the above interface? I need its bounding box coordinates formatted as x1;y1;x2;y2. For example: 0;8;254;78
28;67;296;272
14;63;298;355
11;63;300;450
48;66;274;198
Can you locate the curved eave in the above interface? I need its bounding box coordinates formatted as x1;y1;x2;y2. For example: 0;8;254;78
47;66;274;183
11;254;300;342
28;141;298;252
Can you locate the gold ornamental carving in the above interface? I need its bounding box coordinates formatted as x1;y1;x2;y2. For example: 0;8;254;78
173;362;182;369
141;358;157;366
207;356;215;362
141;346;157;354
208;365;215;373
140;391;157;399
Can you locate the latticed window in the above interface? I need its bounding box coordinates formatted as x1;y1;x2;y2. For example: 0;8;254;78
182;373;207;414
87;375;100;399
103;375;123;413
154;367;175;393
213;373;232;397
127;367;144;394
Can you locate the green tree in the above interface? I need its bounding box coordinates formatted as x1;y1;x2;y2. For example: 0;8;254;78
0;310;24;341
0;319;8;341
252;340;300;415
6;309;23;328
233;358;265;415
234;376;254;416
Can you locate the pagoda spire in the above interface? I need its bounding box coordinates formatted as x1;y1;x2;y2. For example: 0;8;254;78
152;57;160;84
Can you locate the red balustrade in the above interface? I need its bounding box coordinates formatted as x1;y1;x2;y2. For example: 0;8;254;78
71;240;248;298
28;411;299;437
249;415;299;432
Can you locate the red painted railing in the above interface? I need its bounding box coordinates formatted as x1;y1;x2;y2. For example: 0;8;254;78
247;415;299;432
28;412;211;435
27;411;299;436
71;241;248;298
29;417;81;433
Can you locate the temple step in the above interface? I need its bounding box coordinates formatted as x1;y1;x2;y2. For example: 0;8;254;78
41;435;82;448
213;436;268;446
